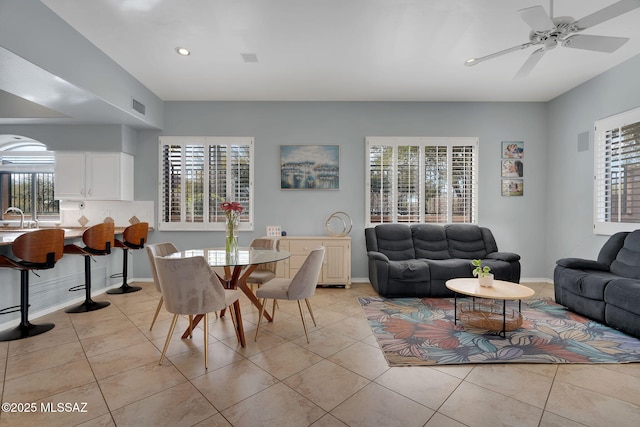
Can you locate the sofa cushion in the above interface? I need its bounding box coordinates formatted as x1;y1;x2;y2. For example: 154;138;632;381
604;279;640;316
444;224;487;259
610;230;640;279
411;224;450;260
387;259;429;281
554;266;618;300
425;259;472;280
597;231;628;266
480;259;515;280
373;224;416;261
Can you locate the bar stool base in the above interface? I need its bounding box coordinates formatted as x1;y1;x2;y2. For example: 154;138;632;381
106;284;142;294
0;322;55;342
65;300;110;313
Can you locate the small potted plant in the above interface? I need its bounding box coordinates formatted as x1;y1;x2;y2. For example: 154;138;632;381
472;259;493;287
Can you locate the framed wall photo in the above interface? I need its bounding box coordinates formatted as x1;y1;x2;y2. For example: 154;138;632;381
501;159;524;178
502;179;524;197
502;141;524;159
280;145;340;190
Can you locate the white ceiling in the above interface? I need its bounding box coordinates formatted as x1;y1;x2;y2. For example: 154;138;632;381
38;0;640;103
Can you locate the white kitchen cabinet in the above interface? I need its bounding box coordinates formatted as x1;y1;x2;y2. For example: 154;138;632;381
276;236;351;288
55;152;134;201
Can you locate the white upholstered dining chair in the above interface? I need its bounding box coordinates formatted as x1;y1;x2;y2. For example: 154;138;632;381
246;237;281;291
146;242;179;331
155;255;240;369
254;246;325;343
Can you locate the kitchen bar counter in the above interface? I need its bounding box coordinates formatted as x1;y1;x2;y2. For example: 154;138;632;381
0;225;154;331
0;226;146;246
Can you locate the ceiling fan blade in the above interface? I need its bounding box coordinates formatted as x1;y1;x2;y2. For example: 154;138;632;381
571;0;640;31
464;43;533;67
518;5;555;32
562;34;630;52
515;47;546;79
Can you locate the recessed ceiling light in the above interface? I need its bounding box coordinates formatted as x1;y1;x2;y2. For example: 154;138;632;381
176;47;191;56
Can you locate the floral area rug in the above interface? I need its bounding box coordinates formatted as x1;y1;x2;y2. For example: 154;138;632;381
358;296;640;366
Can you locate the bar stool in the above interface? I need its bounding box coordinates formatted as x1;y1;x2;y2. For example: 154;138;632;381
64;222;113;313
107;222;149;294
0;229;65;341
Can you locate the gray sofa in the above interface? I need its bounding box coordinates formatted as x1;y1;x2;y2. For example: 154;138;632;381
554;230;640;338
365;223;521;297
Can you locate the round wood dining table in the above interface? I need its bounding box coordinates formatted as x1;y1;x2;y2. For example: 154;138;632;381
167;247;291;347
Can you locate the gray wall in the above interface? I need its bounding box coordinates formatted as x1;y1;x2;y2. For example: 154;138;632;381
5;52;640;282
0;0;163;129
0;124;137;153
545;54;640;277
137;101;549;280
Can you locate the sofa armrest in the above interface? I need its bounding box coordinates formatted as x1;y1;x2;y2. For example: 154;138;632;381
367;251;390;262
485;252;520;262
556;257;610;272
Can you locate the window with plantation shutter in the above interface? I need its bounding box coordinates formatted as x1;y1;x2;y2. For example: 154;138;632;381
159;136;253;231
594;107;640;235
366;137;478;226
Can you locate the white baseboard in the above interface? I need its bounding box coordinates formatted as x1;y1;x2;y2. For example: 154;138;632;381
520;277;553;284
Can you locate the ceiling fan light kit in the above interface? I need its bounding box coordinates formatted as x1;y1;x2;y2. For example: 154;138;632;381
464;0;640;78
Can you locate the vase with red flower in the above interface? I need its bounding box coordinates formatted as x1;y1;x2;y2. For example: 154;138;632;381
221;201;243;254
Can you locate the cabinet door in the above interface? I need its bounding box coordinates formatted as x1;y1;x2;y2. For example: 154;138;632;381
321;240;349;284
54;152;86;199
276;240;290;278
86;153;134;201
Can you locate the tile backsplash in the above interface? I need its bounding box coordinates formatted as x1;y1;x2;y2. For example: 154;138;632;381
59;200;154;228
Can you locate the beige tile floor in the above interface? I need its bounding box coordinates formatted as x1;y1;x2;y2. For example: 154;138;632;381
2;281;640;426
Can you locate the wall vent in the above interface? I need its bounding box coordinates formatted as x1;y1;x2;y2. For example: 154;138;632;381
132;98;146;115
241;53;258;63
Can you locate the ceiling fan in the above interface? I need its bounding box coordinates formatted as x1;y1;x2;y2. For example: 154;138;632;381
464;0;640;78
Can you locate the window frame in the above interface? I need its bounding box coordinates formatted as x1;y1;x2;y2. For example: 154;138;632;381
0;150;58;222
158;136;254;232
365;136;478;227
594;106;640;235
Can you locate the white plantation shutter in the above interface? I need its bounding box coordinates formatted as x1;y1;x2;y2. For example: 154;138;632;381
451;144;477;223
424;145;448;223
595;107;640;234
159;137;253;231
366;137;478;226
397;145;420;223
368;145;393;223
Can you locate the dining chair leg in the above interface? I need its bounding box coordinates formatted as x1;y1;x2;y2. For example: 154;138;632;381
159;314;178;365
203;313;209;370
271;300;277;321
297;300;310;343
228;305;240;343
150;296;163;331
188;315;193;338
305;298;317;327
255;298;266;341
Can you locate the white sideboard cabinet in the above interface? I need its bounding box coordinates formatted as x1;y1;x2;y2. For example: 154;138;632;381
276;236;351;288
55;152;134;201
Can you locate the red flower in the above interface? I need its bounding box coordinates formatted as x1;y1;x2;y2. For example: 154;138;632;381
220;201;244;213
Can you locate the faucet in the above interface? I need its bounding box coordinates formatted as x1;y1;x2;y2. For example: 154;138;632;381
4;207;24;228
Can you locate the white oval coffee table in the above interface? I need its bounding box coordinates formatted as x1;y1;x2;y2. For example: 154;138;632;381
445;278;535;337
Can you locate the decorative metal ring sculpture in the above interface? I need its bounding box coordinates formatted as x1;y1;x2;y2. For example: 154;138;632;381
325;211;352;237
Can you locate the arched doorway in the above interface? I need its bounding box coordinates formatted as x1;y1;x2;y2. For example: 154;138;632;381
0;135;58;226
